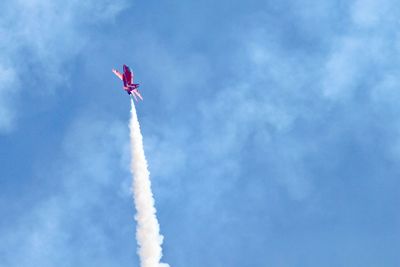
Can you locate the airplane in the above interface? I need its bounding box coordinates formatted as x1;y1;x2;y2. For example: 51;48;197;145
112;64;143;101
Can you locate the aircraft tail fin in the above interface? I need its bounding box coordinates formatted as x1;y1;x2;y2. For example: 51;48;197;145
133;90;143;101
131;92;138;102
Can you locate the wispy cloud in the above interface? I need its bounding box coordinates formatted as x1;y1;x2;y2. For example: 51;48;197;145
0;65;17;131
0;0;130;132
0;113;134;266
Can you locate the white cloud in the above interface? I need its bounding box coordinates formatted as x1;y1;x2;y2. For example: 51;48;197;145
0;65;17;131
370;73;400;107
145;128;188;181
351;0;390;27
0;0;130;132
322;37;364;100
322;0;400;102
0;113;133;266
190;31;318;200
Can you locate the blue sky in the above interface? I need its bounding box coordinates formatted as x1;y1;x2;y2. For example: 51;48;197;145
1;0;399;266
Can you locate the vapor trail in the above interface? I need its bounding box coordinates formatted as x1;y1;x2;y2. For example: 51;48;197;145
129;99;169;267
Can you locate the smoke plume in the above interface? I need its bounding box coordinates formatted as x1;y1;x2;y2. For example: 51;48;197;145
129;99;169;267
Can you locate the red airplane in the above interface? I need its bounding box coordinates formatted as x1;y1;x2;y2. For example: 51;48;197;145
112;64;143;101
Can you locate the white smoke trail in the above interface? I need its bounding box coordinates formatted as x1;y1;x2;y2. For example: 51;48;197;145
129;99;169;267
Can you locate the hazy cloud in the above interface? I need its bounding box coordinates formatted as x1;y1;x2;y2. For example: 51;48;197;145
0;0;130;132
0;65;17;131
0;114;133;266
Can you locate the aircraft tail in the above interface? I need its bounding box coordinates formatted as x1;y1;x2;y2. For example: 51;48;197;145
130;93;138;102
132;89;143;101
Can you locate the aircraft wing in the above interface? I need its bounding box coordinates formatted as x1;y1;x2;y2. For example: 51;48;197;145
130;70;135;84
112;69;123;80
